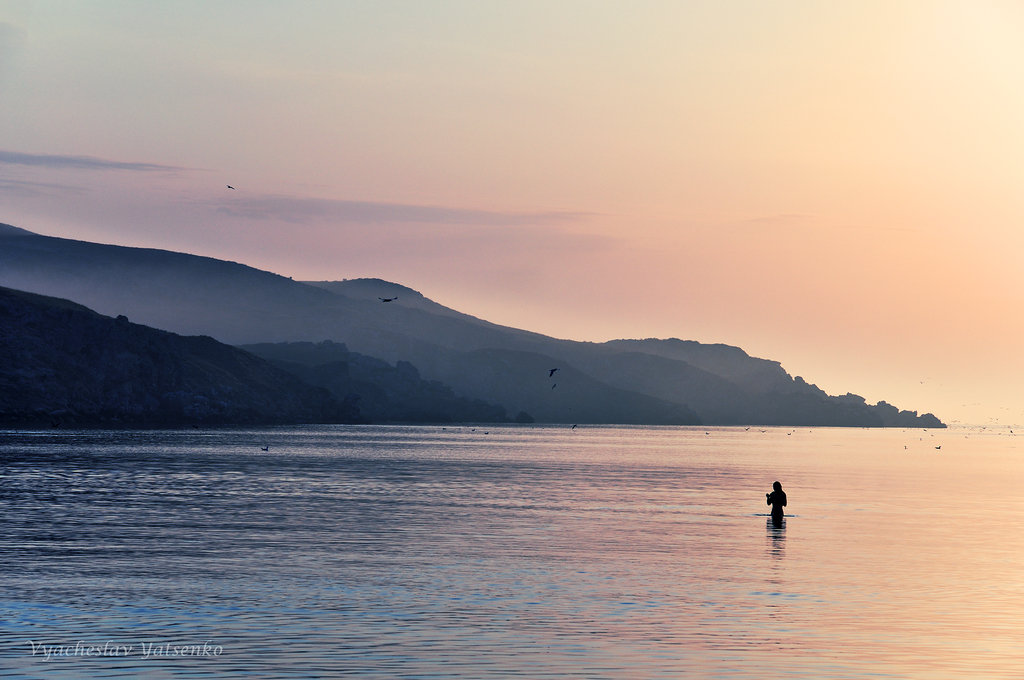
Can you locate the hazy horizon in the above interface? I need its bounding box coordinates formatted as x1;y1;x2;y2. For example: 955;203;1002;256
2;1;1023;426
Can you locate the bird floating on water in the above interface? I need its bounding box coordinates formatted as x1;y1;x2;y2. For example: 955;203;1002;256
379;296;398;302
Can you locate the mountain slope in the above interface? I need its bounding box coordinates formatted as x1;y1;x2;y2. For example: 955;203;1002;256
0;286;349;426
0;224;944;427
243;340;516;424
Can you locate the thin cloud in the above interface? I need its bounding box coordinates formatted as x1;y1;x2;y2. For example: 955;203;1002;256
837;222;918;234
741;214;916;234
215;194;592;226
0;150;184;172
741;214;815;228
0;177;86;197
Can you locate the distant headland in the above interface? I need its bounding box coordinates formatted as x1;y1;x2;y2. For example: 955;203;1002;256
0;223;944;428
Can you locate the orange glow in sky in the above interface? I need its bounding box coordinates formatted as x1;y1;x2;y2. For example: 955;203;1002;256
1;1;1023;425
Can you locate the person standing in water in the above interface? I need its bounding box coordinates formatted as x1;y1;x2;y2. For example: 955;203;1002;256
766;481;787;522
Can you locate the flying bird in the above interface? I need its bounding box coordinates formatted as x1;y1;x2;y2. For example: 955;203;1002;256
379;297;398;302
226;185;236;190
548;368;559;377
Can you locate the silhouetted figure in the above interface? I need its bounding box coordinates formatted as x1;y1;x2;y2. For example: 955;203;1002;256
226;185;236;190
548;368;559;377
766;481;787;523
379;296;397;302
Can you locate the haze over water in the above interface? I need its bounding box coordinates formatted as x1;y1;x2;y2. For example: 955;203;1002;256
1;425;1021;678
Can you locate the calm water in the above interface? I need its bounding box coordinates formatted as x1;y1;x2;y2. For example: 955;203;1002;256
1;425;1022;679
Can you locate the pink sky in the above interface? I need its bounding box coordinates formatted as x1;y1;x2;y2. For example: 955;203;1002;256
2;1;1023;425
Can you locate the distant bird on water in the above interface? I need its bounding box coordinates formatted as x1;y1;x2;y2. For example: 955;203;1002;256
548;368;559;377
226;185;236;190
379;296;398;303
260;446;269;452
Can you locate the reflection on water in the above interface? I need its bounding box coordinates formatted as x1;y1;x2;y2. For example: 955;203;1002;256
765;516;786;559
1;425;1022;678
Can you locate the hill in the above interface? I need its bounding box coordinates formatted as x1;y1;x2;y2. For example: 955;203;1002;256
243;340;517;424
243;340;700;425
0;286;349;426
0;223;944;427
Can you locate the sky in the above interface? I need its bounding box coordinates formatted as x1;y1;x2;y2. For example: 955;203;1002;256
2;0;1023;426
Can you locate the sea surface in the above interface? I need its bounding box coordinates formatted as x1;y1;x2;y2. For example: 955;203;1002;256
0;425;1021;679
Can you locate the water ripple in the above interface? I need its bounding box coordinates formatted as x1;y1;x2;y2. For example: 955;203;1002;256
1;426;1022;678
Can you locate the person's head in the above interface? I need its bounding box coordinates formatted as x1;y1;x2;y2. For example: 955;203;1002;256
772;481;782;492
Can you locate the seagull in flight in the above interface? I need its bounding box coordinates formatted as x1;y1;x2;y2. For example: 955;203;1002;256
379;296;398;302
548;368;559;377
226;185;236;190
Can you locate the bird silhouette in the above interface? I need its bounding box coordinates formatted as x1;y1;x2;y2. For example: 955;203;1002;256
260;446;269;452
551;383;557;390
379;296;398;302
548;368;559;377
226;185;236;190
